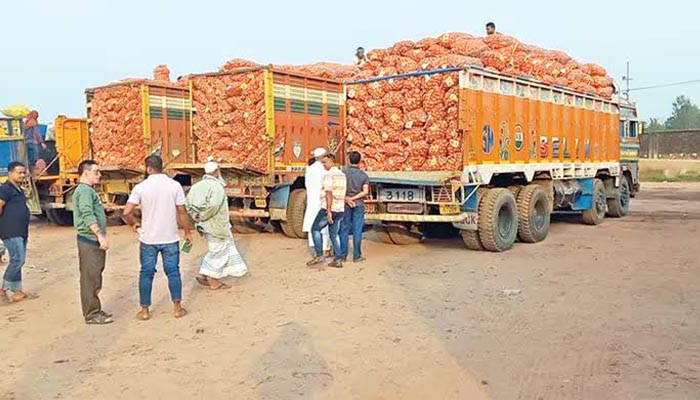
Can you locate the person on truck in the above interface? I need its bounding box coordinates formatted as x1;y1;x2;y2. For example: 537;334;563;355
486;22;497;36
186;158;248;290
354;47;368;66
123;155;192;321
23;110;46;173
307;153;347;269
303;148;331;257
0;162;38;304
339;151;369;263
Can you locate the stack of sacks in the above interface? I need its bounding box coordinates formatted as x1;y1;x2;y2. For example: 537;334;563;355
190;70;269;172
346;71;463;172
89;84;146;169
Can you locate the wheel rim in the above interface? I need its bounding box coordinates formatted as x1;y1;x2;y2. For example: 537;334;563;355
619;181;630;210
533;198;547;231
595;191;606;218
497;204;515;240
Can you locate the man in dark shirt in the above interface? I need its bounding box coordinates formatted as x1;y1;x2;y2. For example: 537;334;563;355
339;151;370;263
0;162;36;303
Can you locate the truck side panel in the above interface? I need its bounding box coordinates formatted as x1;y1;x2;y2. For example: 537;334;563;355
55;116;90;172
143;85;192;165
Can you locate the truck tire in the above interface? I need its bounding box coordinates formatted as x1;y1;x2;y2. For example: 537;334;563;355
374;225;395;245
419;223;460;239
285;189;307;239
508;185;522;198
46;208;74;226
478;188;518;252
232;218;262;234
386;223;423;245
461;230;484;250
582;178;606;225
517;185;551;243
606;177;630;218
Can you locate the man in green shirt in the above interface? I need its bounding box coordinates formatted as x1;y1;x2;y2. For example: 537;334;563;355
72;159;112;325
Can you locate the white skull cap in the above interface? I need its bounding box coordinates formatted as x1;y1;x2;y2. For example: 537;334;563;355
204;156;219;174
312;148;327;158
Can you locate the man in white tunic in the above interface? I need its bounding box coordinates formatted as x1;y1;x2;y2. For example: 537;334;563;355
303;148;330;255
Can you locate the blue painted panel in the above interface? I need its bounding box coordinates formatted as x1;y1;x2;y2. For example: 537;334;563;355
572;178;594;211
461;185;479;212
0;139;25;175
269;184;291;209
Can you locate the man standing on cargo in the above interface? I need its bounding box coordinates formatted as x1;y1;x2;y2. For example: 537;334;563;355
0;162;38;304
354;47;368;66
303;148;331;256
23;110;47;174
339;151;370;263
123;155;192;321
307;153;347;268
486;22;497;36
72;159;112;325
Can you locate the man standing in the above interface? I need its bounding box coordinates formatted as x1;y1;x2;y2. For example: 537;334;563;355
72;159;112;324
0;162;37;304
23;110;47;173
307;154;346;268
486;22;497;36
303;148;330;256
354;47;368;66
186;159;248;290
339;151;369;263
123;155;192;321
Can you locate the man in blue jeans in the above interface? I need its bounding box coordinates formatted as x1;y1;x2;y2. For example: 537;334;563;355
307;154;347;268
339;151;370;263
123;155;192;320
0;162;37;303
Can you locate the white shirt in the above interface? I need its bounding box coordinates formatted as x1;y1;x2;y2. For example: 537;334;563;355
127;174;186;245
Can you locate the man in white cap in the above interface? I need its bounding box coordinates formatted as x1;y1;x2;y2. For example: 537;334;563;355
186;158;248;290
303;148;330;256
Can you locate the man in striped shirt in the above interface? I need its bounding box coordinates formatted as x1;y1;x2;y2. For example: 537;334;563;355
306;154;347;268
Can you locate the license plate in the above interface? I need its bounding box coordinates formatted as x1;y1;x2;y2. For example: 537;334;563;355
439;203;460;215
452;213;478;231
255;199;267;208
379;188;424;203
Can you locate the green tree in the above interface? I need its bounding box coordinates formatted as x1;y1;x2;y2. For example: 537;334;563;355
664;96;700;130
646;118;664;132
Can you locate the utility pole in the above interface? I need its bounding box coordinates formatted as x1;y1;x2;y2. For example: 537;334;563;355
622;61;632;100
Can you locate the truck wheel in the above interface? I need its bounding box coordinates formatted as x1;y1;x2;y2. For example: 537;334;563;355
419;223;460;239
46;208;74;226
386;223;423;245
373;225;394;245
517;185;551;243
461;230;484;250
284;189;307;239
478;188;518;252
106;210;126;226
232;218;262;234
582;179;606;225
508;185;522;198
606;178;630;218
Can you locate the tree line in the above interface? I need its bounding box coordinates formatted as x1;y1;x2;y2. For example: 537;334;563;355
646;96;700;132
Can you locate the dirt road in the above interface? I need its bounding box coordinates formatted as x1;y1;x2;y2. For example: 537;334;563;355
1;183;699;400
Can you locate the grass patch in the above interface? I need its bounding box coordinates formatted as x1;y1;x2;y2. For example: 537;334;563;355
640;169;700;182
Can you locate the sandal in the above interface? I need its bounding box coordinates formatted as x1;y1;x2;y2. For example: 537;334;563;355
86;314;113;325
11;292;39;303
174;308;188;319
136;310;151;321
195;276;210;287
209;283;231;291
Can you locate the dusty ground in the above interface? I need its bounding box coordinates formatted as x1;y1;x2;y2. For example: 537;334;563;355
1;182;699;400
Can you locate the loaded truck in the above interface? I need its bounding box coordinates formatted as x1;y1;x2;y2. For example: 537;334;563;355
0;118;41;213
619;97;642;197
347;66;630;251
169;66;345;236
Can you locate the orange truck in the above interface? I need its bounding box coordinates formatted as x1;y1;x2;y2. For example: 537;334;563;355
169;66;345;236
348;66;630;251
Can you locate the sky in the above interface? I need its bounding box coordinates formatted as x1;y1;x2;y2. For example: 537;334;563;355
2;0;699;124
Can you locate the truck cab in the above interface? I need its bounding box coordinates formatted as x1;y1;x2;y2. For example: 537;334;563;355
619;98;641;196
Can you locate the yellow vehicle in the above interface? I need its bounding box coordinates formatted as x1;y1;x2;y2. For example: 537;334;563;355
0;117;41;214
39;116;140;225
